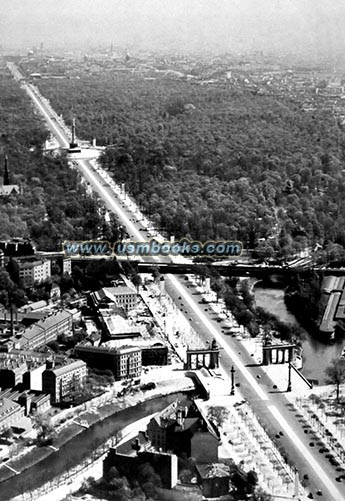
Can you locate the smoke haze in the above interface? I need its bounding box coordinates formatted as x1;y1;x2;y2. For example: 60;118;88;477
1;0;345;54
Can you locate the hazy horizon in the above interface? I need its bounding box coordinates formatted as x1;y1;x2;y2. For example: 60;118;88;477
1;0;345;56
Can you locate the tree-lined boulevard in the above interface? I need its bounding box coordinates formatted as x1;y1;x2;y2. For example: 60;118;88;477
6;62;345;500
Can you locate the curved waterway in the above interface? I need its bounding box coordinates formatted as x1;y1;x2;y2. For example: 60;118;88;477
0;392;191;500
254;286;344;384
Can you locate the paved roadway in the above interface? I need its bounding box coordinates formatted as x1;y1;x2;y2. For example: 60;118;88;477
9;63;345;500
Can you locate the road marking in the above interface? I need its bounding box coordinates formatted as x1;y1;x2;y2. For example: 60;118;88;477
168;274;268;401
25;85;69;148
19;69;343;498
3;463;19;475
268;404;344;501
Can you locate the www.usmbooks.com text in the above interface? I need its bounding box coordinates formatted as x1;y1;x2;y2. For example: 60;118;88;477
63;239;243;257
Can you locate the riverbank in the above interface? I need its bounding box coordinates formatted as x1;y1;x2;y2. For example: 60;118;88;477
0;375;194;498
254;285;344;384
11;414;158;501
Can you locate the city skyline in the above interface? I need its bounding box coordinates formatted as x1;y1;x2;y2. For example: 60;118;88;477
1;0;345;55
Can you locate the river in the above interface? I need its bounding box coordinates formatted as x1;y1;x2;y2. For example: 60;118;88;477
254;286;344;385
0;392;192;500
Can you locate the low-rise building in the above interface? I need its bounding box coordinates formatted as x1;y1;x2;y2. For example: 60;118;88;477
195;463;232;498
50;283;60;301
98;309;142;339
103;449;178;489
42;359;87;404
0;397;24;432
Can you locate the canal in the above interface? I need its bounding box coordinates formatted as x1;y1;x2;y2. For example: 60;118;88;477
0;392;192;500
254;285;344;384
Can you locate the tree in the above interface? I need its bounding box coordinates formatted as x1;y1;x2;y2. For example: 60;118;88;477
325;359;345;402
151;267;160;283
131;273;142;293
252;489;272;501
193;264;210;286
1;427;13;440
211;278;225;303
247;469;259;493
32;415;56;446
47;340;60;353
207;406;229;428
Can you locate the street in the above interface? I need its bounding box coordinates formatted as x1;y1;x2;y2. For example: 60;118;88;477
8;63;345;500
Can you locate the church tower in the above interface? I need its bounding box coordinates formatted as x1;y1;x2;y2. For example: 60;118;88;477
3;155;10;185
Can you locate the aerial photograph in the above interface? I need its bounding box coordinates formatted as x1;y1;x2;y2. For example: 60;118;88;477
1;0;345;499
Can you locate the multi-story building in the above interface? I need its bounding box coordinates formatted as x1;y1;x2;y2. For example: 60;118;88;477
0;388;51;415
147;400;220;463
74;344;141;380
0;357;28;388
0;397;25;432
17;310;73;350
42;359;87;404
90;284;138;313
102;339;168;366
18;257;51;287
0;351;56;389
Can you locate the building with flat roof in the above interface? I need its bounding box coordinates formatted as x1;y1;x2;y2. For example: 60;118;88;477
90;284;138;313
103;339;169;366
42;359;87;404
74;343;141;380
17;257;51;287
99;310;142;339
319;275;345;339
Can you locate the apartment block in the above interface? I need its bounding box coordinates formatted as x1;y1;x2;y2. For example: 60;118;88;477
42;359;87;404
74;344;141;380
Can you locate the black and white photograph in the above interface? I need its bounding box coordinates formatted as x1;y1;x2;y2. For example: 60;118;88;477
1;1;345;500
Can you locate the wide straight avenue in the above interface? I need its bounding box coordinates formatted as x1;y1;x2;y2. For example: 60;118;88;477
8;63;345;500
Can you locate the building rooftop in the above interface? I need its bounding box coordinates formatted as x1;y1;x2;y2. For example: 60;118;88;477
0;185;20;197
25;300;49;311
320;292;341;333
0;357;27;371
195;463;231;479
47;359;86;377
75;343;141;356
0;397;21;418
100;311;142;338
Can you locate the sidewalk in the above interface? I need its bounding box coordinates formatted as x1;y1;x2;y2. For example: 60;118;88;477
11;414;157;501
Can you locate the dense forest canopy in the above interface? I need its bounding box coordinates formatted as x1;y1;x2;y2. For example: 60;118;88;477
32;67;345;257
0;69;103;249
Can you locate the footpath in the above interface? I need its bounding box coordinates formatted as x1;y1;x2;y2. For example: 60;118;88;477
3;374;194;501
